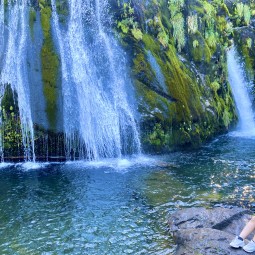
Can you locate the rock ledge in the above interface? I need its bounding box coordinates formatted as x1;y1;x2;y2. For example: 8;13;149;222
168;207;253;255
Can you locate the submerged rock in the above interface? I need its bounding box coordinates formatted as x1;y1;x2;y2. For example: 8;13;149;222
168;207;253;255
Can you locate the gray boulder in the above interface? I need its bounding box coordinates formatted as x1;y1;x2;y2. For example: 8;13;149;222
168;207;253;255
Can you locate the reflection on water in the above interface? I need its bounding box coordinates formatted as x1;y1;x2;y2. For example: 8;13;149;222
0;135;254;254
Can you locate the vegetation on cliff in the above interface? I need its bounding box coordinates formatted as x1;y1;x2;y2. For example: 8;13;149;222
114;0;254;152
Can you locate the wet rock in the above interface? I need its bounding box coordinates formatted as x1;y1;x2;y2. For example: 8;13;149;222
168;207;253;255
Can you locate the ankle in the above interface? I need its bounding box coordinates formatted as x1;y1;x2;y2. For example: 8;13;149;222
238;236;244;241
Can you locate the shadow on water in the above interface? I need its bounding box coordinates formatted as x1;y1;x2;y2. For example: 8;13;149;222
0;135;254;254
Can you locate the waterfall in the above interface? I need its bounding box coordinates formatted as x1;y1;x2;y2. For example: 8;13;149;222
51;0;141;160
0;0;5;160
227;46;255;136
0;0;4;54
0;0;35;161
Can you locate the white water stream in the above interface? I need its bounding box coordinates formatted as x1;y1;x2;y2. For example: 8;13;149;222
51;0;141;160
0;0;35;161
227;47;255;137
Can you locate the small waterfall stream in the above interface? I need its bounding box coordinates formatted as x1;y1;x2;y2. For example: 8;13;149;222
0;0;4;54
227;47;255;136
146;50;168;94
0;0;35;161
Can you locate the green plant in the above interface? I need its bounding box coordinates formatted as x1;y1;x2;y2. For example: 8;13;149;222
171;13;185;52
117;2;143;41
243;4;251;25
204;3;216;30
157;31;169;48
168;0;184;18
203;1;216;17
235;3;244;19
193;40;199;48
225;22;233;36
205;31;217;49
147;123;170;151
246;38;252;49
210;81;220;93
222;108;230;128
187;14;198;34
1;106;22;151
131;28;143;40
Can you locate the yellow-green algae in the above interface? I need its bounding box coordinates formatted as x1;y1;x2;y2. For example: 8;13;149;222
29;7;36;40
40;2;59;130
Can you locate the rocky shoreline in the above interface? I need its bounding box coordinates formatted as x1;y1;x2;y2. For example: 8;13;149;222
168;207;254;255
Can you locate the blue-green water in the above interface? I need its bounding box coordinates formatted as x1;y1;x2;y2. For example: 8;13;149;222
0;134;254;255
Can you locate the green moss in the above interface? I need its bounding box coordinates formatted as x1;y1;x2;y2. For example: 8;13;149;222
233;29;255;81
222;108;231;128
41;7;51;36
146;123;171;152
115;0;238;152
192;43;203;62
174;129;191;146
1;85;23;155
189;32;212;64
142;34;161;52
116;2;143;41
210;80;220;93
40;6;59;130
221;3;231;17
131;28;143;40
29;8;36;40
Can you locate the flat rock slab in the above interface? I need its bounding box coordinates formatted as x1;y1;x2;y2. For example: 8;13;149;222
168;207;253;255
175;228;247;255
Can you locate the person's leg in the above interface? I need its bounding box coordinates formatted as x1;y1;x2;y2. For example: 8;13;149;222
241;217;255;253
240;216;255;240
230;216;255;249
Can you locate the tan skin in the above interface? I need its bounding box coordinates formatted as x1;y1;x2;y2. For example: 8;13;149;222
239;216;255;241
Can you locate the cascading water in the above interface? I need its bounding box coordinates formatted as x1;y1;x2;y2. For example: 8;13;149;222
227;46;255;136
0;0;4;54
0;0;5;160
0;0;35;161
51;0;141;160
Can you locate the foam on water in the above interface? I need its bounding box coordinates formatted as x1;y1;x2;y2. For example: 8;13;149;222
64;155;158;171
16;162;51;171
0;162;14;169
228;130;255;138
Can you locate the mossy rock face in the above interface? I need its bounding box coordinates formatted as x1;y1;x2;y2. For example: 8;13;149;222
40;5;60;131
234;25;255;90
230;0;255;101
0;85;23;157
115;0;239;152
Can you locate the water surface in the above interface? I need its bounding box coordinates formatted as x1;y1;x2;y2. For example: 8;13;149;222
0;134;254;254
